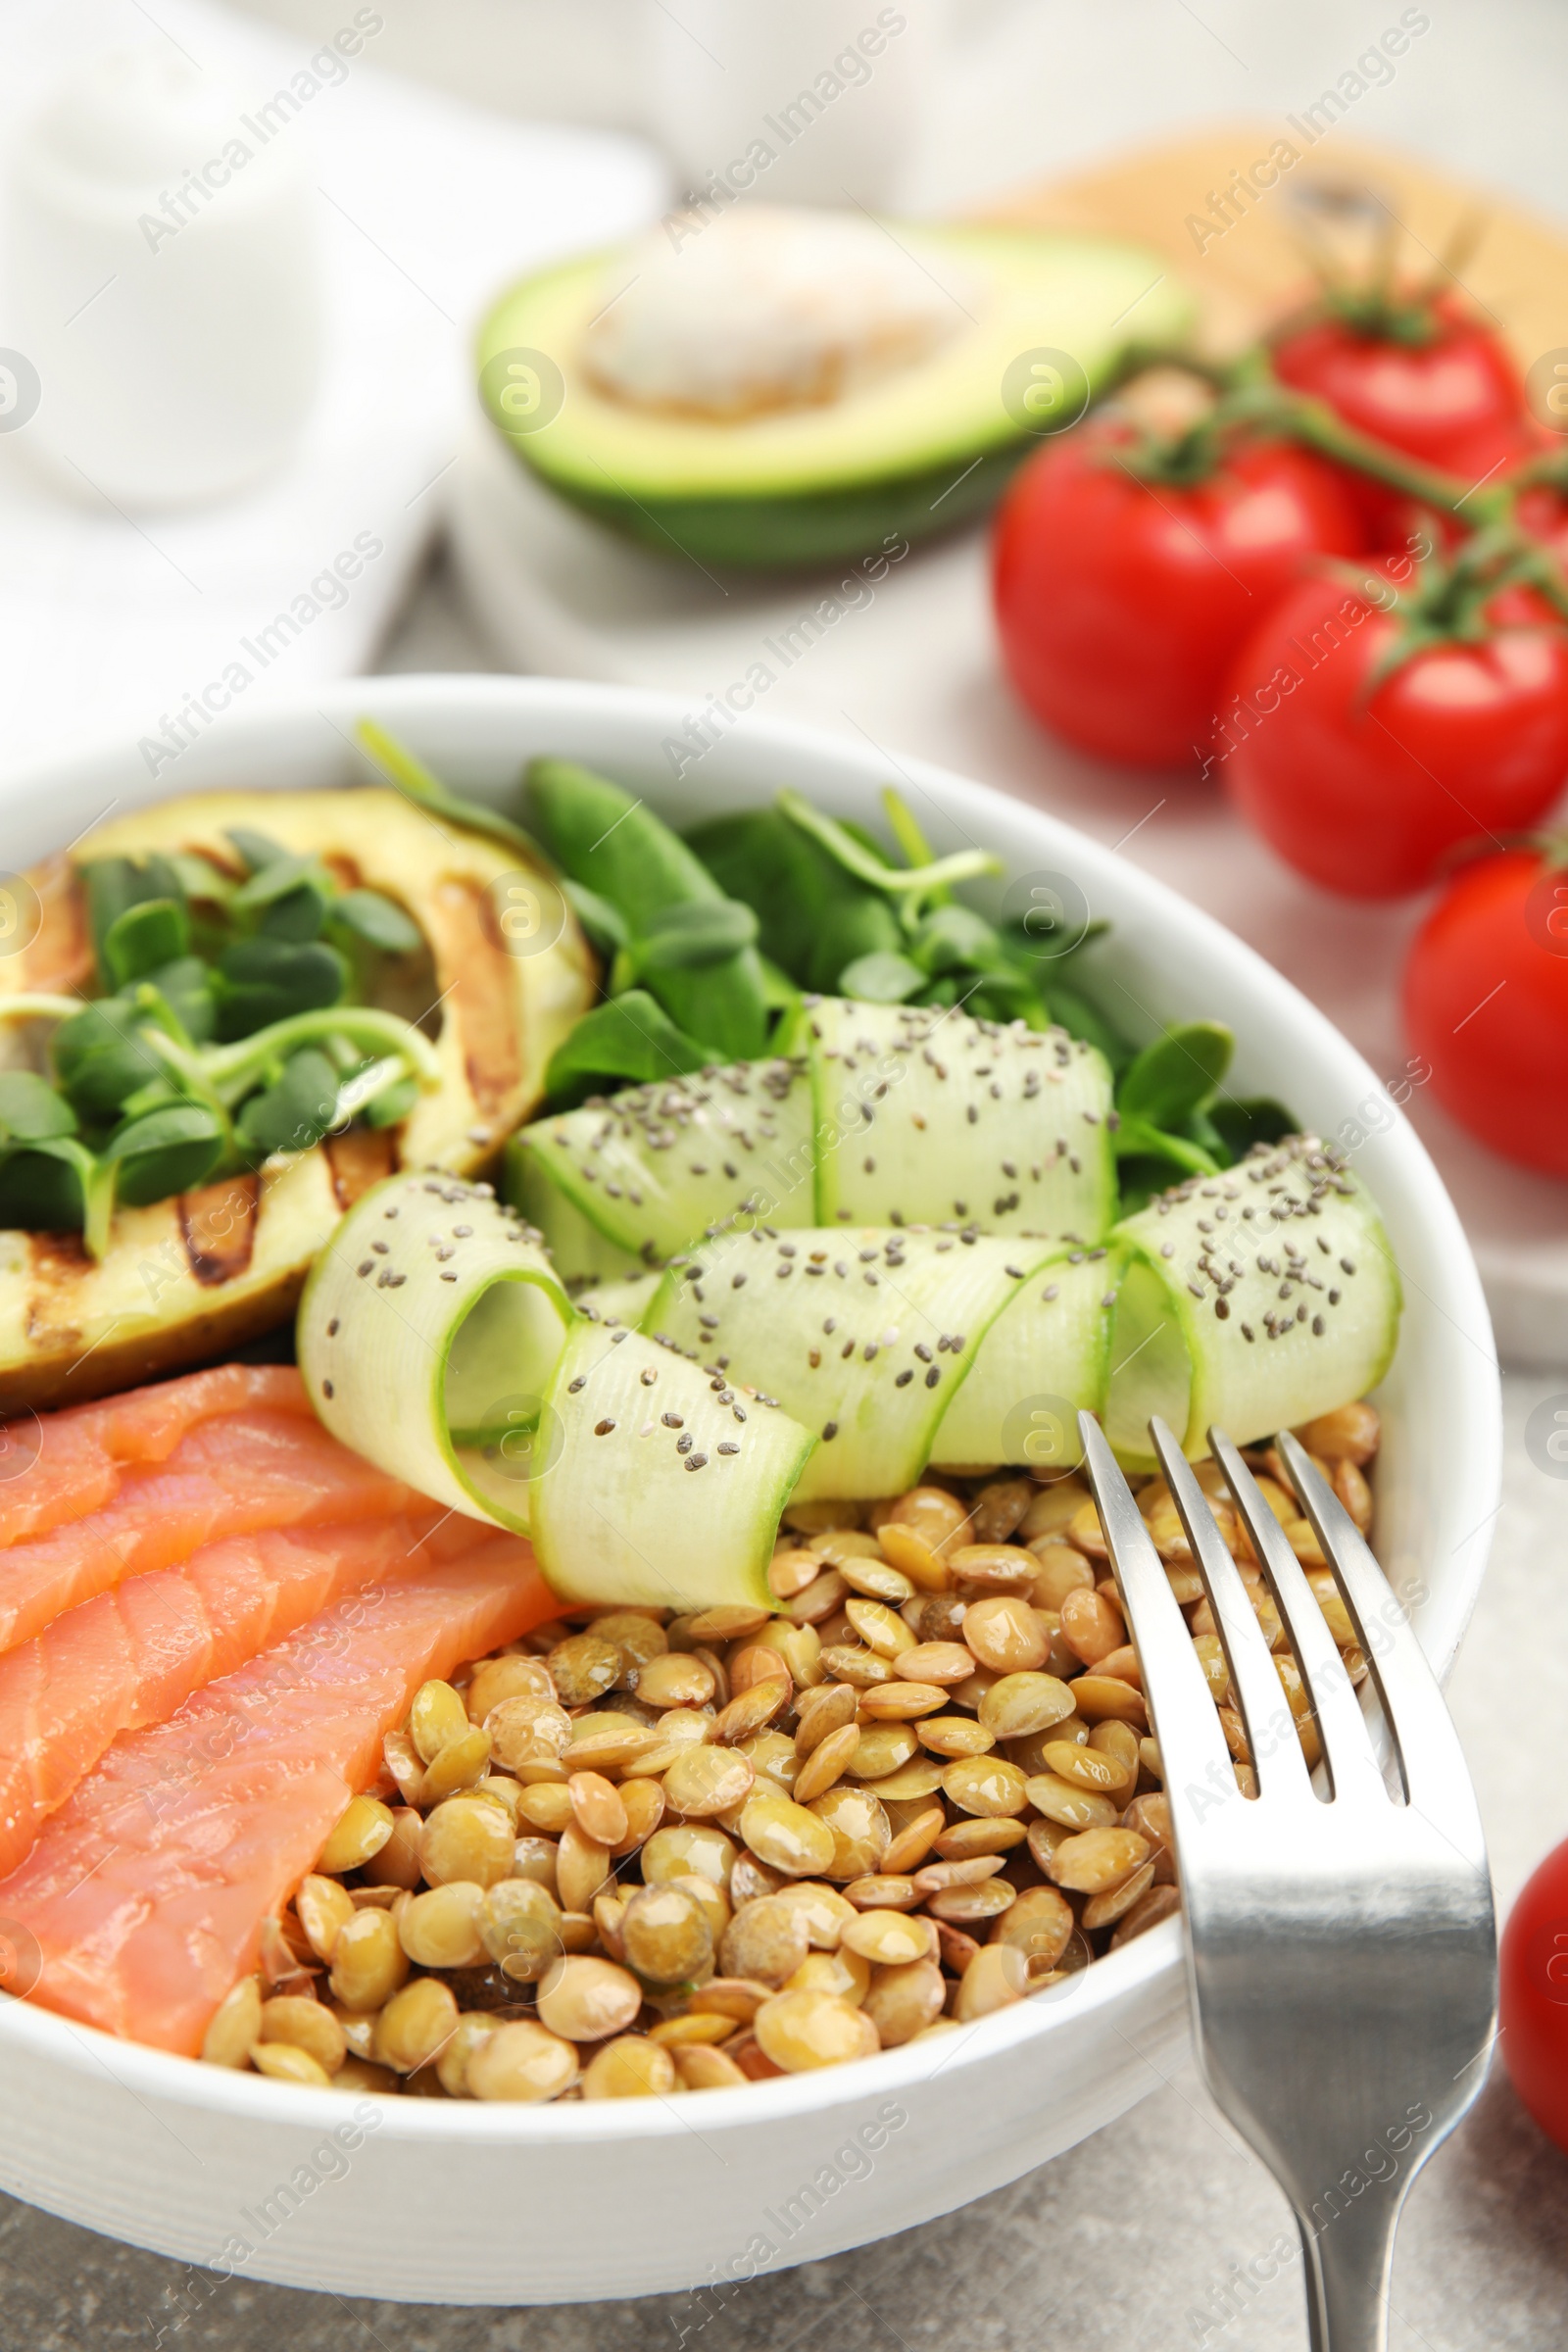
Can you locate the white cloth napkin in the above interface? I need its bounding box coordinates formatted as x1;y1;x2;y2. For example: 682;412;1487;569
0;0;666;777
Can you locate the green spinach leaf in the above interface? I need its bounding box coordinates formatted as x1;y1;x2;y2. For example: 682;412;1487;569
528;758;767;1059
544;990;710;1101
1118;1021;1234;1130
633;900;760;972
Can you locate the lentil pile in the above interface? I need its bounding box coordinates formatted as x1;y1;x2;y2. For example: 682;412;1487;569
204;1399;1381;2102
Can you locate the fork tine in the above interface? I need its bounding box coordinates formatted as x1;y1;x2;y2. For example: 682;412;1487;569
1276;1431;1484;1832
1149;1420;1313;1805
1208;1427;1387;1808
1077;1414;1237;1834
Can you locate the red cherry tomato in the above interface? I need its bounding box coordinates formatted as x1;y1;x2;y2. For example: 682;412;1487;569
1273;297;1533;539
991;424;1364;768
1217;566;1568;898
1403;848;1568;1175
1500;1835;1568;2154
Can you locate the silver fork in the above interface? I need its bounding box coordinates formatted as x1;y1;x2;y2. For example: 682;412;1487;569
1078;1411;1496;2352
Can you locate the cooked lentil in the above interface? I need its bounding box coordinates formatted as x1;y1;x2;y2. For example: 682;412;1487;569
535;1954;642;2042
399;1883;487;1970
619;1884;713;1984
437;2013;498;2096
295;1872;355;1961
250;2040;332;2086
327;1906;408;2012
934;1815;1027;1859
673;2042;750;2088
916;1714;996;1758
787;1947;872;2002
955;1942;1029;2021
316;1794;394;1875
374;1977;460;2073
480;1879;563;1979
841;1909;938;1966
961;1595;1050;1674
200;1975;262;2069
466;2018;578;2102
582;2035;677;2099
862;1956;946;2044
662;1744;755;1819
739;1788;837;1877
260;1994;347;2075
556;1820;614;1914
792;1720;863;1802
754;1987;879;2071
421;1725;493;1803
419;1795;514;1888
410;1679;469;1763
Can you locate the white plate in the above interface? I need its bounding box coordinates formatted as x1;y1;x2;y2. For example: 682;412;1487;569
0;676;1500;2305
447;425;1568;1370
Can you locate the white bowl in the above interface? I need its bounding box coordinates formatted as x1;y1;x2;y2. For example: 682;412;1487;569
0;676;1500;2305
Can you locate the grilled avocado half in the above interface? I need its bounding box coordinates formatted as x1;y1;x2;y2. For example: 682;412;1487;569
0;788;593;1411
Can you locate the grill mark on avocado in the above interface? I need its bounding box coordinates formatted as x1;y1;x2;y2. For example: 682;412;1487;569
24;1230;90;1347
179;1176;260;1286
24;855;94;996
435;875;523;1116
325;1126;400;1209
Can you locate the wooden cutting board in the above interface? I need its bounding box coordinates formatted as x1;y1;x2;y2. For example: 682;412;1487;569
989;122;1568;379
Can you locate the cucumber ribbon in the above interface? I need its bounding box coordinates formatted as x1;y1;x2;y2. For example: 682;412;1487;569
1102;1136;1401;1470
298;1172;816;1609
638;1226;1118;1499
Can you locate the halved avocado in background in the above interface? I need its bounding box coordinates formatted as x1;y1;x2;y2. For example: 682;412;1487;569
0;789;593;1411
477;223;1192;569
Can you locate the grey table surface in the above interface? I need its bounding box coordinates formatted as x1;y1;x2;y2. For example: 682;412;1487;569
3;554;1567;2352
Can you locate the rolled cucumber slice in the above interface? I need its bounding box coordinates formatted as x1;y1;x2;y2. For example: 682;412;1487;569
511;1056;814;1264
643;1225;1072;1500
529;1319;814;1607
803;1000;1116;1241
1102;1136;1401;1469
298;1172;572;1528
930;1246;1119;1471
297;1173;815;1607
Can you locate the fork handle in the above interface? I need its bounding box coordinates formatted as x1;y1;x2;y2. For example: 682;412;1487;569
1294;2188;1401;2352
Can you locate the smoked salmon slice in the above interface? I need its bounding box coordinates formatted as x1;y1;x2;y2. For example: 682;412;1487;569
0;1533;556;2053
0;1508;479;1883
0;1365;314;1550
0;1402;422;1656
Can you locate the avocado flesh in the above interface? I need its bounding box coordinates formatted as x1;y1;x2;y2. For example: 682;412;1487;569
478;225;1193;569
0;789;593;1412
